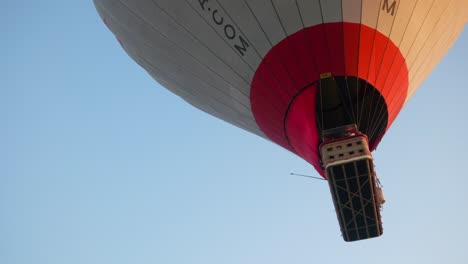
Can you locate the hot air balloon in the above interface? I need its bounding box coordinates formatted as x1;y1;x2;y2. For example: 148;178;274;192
93;0;468;241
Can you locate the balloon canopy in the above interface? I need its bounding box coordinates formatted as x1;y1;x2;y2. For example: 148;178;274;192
94;0;467;175
94;0;467;242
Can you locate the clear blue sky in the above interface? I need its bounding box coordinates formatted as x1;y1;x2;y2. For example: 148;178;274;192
3;1;468;264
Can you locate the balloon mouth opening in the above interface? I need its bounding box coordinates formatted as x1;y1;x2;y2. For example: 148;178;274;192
315;75;389;150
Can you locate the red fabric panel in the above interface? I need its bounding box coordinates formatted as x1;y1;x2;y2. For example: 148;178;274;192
283;84;323;176
325;23;346;76
387;66;409;128
369;33;388;85
293;29;321;85
274;39;309;90
344;23;360;77
375;46;398;90
358;26;374;81
305;26;331;74
381;53;408;128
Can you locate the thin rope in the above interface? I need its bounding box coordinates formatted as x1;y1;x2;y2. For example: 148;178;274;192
290;173;327;181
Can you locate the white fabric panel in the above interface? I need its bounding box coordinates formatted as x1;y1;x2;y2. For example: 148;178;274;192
135;40;253;116
406;6;467;102
136;49;261;134
465;0;468;23
96;1;251;106
105;0;251;95
271;0;304;35
151;0;256;81
184;0;262;71
406;1;454;73
407;1;457;83
388;0;417;45
376;0;400;36
404;1;450;70
104;6;252;110
106;15;258;130
95;0;264;136
320;0;343;23
407;27;465;102
216;0;272;58
123;40;252;131
243;0;287;47
403;0;467;102
342;0;362;23
296;0;323;27
360;0;381;28
122;41;198;105
398;1;435;57
458;0;468;23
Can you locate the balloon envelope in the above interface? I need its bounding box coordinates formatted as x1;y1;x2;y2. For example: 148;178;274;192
94;0;467;174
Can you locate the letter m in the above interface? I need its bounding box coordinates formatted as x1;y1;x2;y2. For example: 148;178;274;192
234;35;250;56
382;0;397;16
